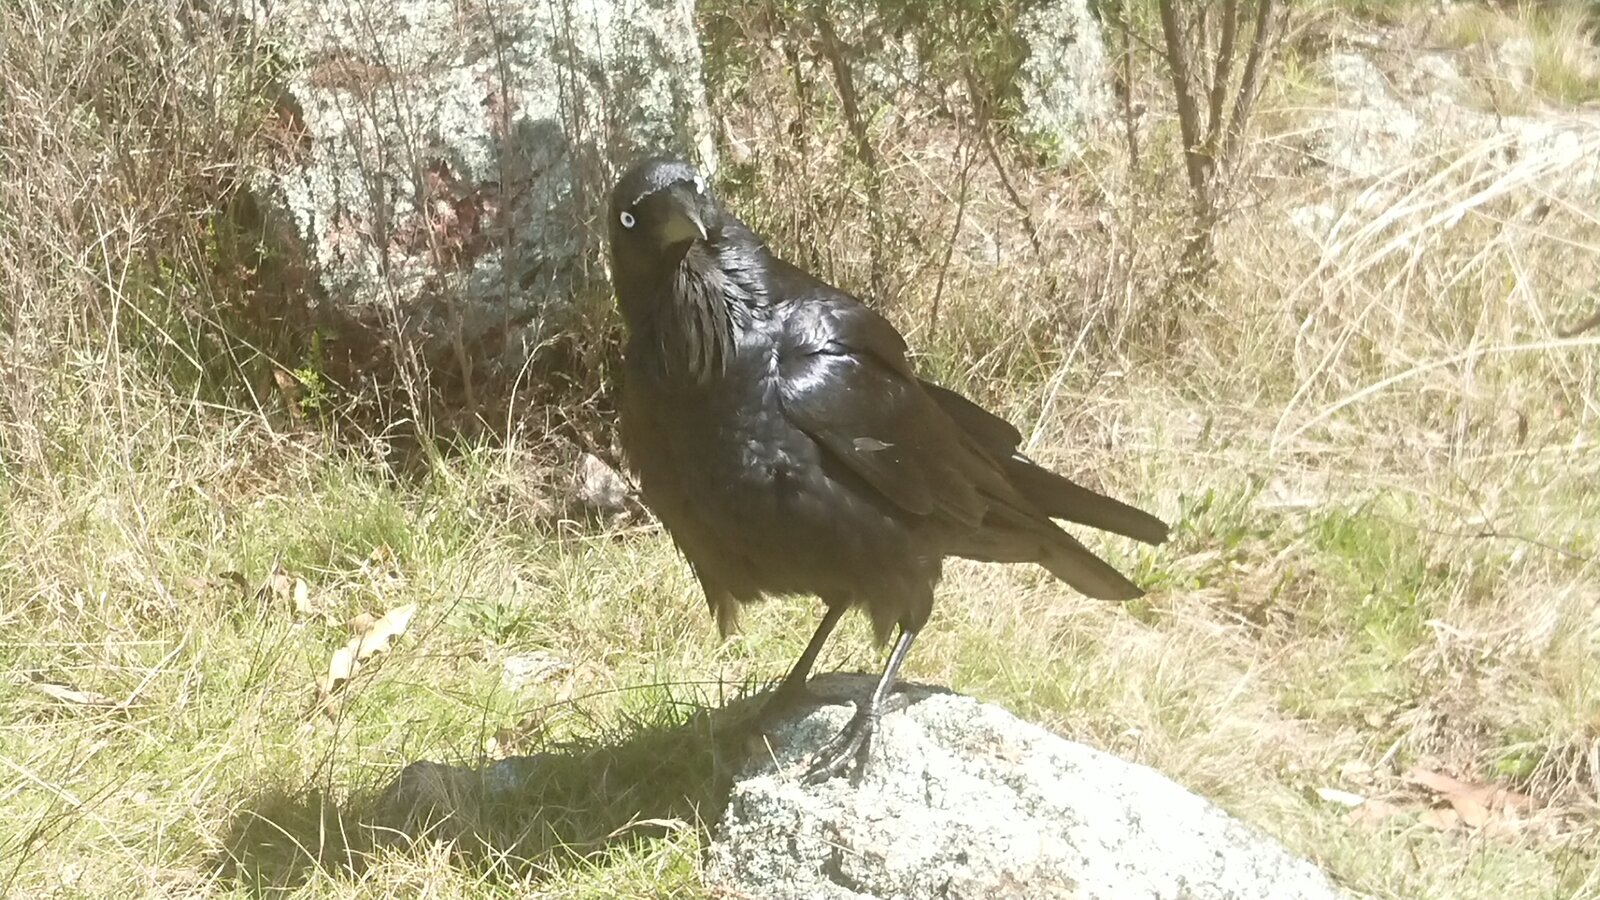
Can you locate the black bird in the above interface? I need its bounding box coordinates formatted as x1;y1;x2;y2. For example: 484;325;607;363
607;157;1169;781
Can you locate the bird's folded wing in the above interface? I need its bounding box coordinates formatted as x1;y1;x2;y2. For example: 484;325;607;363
777;299;1005;527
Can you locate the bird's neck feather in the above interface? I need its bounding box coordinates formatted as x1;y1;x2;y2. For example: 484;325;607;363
637;238;767;385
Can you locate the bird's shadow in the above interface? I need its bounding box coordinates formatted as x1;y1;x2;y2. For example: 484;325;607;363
214;675;951;894
213;696;758;894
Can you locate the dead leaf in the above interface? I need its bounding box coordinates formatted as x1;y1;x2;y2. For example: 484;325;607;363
348;611;376;634
273;368;304;420
1406;765;1539;826
31;681;117;708
1450;792;1491;829
292;578;313;616
320;604;416;696
1420;807;1460;831
1347;799;1411;827
1406;766;1471;795
1315;787;1367;808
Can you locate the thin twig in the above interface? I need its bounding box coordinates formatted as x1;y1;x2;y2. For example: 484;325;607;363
930;130;980;339
811;3;885;298
964;67;1041;256
1558;306;1600;338
1221;0;1279;170
1104;2;1142;167
1206;0;1241;158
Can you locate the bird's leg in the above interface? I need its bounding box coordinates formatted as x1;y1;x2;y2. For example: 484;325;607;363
760;600;847;720
803;624;919;783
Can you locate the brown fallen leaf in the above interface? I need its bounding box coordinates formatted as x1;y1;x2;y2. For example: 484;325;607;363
273;368;305;421
1406;765;1539;827
1405;766;1543;837
1450;792;1491;829
1420;807;1460;831
320;603;417;696
1347;799;1412;827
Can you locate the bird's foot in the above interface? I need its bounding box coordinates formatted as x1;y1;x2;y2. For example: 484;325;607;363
802;705;878;784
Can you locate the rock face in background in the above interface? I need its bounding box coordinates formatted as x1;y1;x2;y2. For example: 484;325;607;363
707;675;1343;900
1016;0;1112;157
250;0;713;420
1306;36;1600;187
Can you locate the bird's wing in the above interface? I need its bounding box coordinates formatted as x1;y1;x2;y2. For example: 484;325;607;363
917;380;1024;451
774;288;1157;601
776;295;1009;526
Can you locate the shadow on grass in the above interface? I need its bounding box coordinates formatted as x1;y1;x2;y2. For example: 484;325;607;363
215;694;762;894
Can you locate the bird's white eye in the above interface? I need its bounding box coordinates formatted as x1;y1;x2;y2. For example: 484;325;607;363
692;175;706;194
619;210;636;229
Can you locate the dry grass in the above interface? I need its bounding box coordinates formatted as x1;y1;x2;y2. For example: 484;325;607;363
4;1;1600;898
1434;0;1600;111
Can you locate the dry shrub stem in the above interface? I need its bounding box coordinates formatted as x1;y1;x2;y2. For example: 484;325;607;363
1156;0;1284;275
812;2;886;301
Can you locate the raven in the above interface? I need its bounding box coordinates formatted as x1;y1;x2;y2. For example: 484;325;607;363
607;157;1169;781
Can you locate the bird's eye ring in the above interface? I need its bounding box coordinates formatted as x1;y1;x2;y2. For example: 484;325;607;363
619;211;637;229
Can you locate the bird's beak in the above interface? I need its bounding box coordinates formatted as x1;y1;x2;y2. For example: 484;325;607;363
656;185;707;249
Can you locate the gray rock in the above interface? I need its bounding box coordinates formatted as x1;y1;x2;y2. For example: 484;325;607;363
249;0;713;411
1017;0;1112;158
1308;47;1600;193
708;675;1342;900
1498;37;1535;90
570;451;635;519
1316;52;1424;178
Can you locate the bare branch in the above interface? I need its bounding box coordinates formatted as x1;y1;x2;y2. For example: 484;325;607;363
964;67;1041;257
1206;0;1241;155
1103;2;1143;167
1221;0;1279;172
811;2;884;298
1157;0;1211;210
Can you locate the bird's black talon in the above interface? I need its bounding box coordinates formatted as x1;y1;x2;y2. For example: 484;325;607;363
803;708;879;783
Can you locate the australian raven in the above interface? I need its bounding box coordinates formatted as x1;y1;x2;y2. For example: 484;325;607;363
607;157;1169;780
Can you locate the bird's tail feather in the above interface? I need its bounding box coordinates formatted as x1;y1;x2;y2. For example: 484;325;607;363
1004;458;1169;546
1040;532;1146;601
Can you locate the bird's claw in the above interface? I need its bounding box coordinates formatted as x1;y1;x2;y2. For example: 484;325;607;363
802;706;878;784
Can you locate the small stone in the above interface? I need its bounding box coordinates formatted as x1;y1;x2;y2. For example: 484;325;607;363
501;650;573;694
573;452;633;516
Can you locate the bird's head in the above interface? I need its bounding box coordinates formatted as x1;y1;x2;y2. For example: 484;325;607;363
607;156;761;380
607;157;717;289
